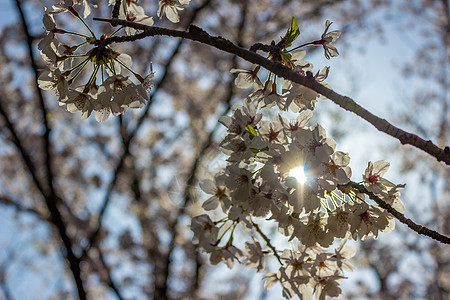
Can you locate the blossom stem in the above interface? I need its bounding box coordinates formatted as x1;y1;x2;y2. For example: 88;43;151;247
85;64;100;91
105;61;115;75
288;41;314;52
114;56;141;80
214;221;234;246
75;14;96;38
69;57;90;71
329;192;341;208
58;30;90;38
109;26;125;37
214;217;228;225
75;41;88;48
65;54;89;58
67;58;90;84
320;198;330;211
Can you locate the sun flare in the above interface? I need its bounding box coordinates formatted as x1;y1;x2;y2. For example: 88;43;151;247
289;165;307;184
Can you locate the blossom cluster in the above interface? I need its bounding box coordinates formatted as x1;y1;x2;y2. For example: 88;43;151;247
36;3;407;297
38;0;191;121
193;20;405;299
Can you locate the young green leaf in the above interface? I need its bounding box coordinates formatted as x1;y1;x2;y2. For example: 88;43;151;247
281;17;300;48
245;124;258;136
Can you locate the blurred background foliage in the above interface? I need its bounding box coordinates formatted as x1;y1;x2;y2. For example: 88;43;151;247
0;0;448;299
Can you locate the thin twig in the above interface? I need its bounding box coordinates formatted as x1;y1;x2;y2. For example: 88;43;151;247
252;222;282;264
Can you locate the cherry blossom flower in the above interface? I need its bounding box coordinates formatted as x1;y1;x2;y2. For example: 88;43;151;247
52;0;96;18
244;238;265;272
384;184;406;213
288;184;321;214
255;118;285;147
209;244;243;268
112;0;154;35
283;66;330;111
329;238;356;272
38;69;68;100
93;100;112;122
96;74;150;116
312;20;341;59
157;0;191;23
293;124;336;165
38;9;61;63
249;80;285;109
276;249;314;299
60;87;97;119
191;214;219;251
290;50;308;67
312;272;345;300
349;202;391;240
251;183;283;217
315;151;352;192
363;160;395;197
326;203;353;238
199;178;230;211
230;67;262;89
219;99;262;136
294;212;333;248
278;110;313;138
220;135;255;163
74;0;96;18
312;253;338;277
263;272;279;291
223;163;253;203
268;204;298;237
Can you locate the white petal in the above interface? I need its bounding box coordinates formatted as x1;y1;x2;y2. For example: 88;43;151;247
199;179;216;194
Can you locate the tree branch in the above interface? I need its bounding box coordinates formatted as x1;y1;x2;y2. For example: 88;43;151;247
15;0;57;198
92;18;450;165
83;2;211;255
345;181;450;244
14;1;87;298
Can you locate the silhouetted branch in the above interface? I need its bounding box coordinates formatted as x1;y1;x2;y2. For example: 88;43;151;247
83;5;215;291
13;1;87;298
0;98;47;197
15;0;57;198
93;18;450;165
345;181;450;244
